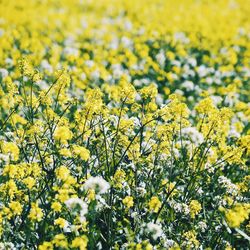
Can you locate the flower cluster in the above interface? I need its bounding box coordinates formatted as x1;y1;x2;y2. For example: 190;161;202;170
0;0;249;249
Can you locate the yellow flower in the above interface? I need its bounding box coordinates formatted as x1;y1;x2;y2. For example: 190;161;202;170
224;203;250;228
195;97;215;114
53;234;68;248
38;241;53;250
189;200;202;218
18;57;34;76
56;165;70;181
139;84;158;99
183;230;200;248
51;201;62;212
28;202;43;222
72;145;90;161
87;189;95;201
54;126;73;143
148;196;161;213
113;169;126;189
59;148;72;157
23;177;36;189
2;142;20;161
9;201;22;216
122;196;134;209
7;180;18;199
71;235;88;250
54;217;68;228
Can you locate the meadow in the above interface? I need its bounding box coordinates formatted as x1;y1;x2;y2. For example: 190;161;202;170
0;0;249;249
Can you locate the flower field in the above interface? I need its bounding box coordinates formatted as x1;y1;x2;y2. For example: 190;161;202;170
0;0;250;249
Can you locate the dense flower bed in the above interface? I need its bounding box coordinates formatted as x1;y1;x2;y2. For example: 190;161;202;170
0;0;250;249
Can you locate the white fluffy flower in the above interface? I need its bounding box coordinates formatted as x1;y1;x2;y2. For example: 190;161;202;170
0;68;8;78
63;47;79;57
65;197;88;220
146;222;163;240
182;80;194;91
218;176;238;195
197;221;207;232
121;36;132;48
84;176;110;194
181;127;204;146
197;65;208;77
156;50;165;67
41;60;53;73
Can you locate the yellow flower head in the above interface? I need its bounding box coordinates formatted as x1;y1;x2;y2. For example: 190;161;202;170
28;202;43;222
189;200;202;218
122;196;134;209
148;196;161;213
54;126;73;143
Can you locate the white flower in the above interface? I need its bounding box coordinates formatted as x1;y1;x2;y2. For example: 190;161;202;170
174;89;184;96
187;58;197;67
41;60;53;73
211;95;223;106
124;20;133;31
163;239;176;248
181;127;204;146
121;36;132;48
228;128;240;138
156;94;163;105
218;176;238;195
90;70;100;81
0;68;8;78
5;58;13;66
156;50;165;67
80;72;86;80
37;80;49;90
63;47;79;57
0;28;4;37
136;187;146;197
197;65;208;77
63;220;71;233
146;222;163;240
182;80;194;91
85;60;94;67
65;197;88;219
84;176;110;194
197;221;207;232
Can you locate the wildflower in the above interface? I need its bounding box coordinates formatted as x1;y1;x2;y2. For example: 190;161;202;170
23;177;36;189
87;189;95;201
71;235;88;250
18;57;34;76
223;203;250;228
38;241;53;250
113;169;126;189
54;218;69;229
9;201;22;216
146;222;163;240
56;165;70;181
54;126;73;143
182;230;200;249
139;84;158;99
65;197;88;221
83;176;110;194
59;148;72;157
72;145;90;161
53;234;68;248
28;202;44;222
122;196;134;209
148;196;161;213
2;142;19;161
189;200;202;218
51;201;62;212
